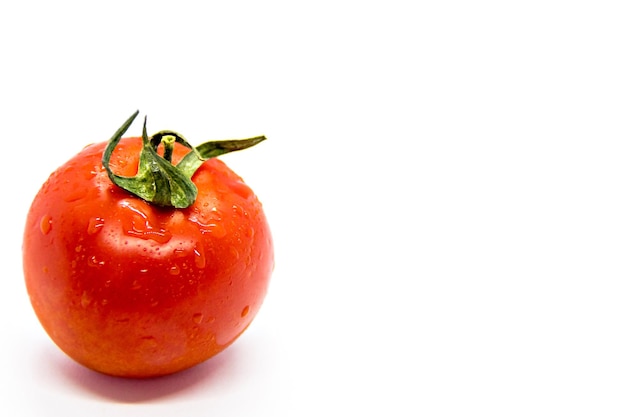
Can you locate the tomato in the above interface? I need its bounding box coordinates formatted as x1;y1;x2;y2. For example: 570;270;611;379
22;112;274;378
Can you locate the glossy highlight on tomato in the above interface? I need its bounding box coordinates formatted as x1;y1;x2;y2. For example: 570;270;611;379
22;114;274;378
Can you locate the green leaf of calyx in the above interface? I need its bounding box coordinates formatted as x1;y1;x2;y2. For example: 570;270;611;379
102;111;266;209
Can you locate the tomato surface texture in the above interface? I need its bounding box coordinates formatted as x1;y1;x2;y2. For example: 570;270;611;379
23;132;273;378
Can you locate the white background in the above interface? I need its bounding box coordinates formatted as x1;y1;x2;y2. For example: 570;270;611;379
2;0;626;415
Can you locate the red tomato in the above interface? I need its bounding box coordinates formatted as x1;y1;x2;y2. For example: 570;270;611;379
22;113;274;378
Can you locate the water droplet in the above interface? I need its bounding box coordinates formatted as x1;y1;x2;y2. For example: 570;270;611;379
232;204;249;217
40;215;52;235
131;280;142;290
88;255;105;267
101;299;109;306
193;313;204;324
87;217;105;235
63;187;88;202
75;244;83;253
84;166;99;180
232;204;243;216
189;214;223;237
207;222;227;238
193;245;206;269
119;200;172;243
229;247;240;260
81;291;92;308
169;265;180;275
241;305;250;318
169;210;185;224
140;336;158;349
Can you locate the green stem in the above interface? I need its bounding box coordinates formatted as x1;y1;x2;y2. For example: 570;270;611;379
102;111;266;209
162;135;176;163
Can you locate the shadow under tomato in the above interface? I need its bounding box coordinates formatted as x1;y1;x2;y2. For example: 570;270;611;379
50;345;241;403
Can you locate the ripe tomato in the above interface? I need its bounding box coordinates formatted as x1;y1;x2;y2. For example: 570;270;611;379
22;112;274;378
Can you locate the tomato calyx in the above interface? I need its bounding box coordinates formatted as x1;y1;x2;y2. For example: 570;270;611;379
102;111;266;208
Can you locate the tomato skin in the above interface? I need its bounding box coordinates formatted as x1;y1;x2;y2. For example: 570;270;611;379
23;137;273;377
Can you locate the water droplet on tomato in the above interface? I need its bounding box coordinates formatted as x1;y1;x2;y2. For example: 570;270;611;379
87;217;105;235
119;200;172;243
88;255;105;267
40;215;52;235
241;305;250;318
84;166;99;180
169;265;180;275
75;245;83;253
81;291;92;308
189;213;226;238
232;204;249;217
63;188;88;203
124;226;172;244
208;222;227;238
193;313;204;324
131;280;142;290
193;245;206;269
140;336;158;349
